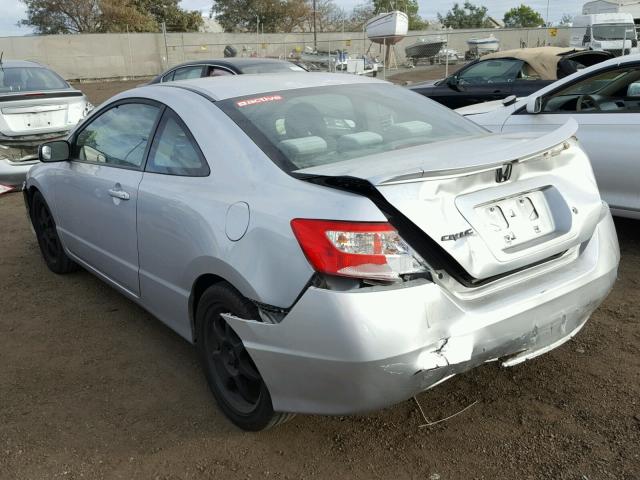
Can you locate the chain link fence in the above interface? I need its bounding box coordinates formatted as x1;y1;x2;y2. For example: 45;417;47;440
0;25;637;81
162;25;639;80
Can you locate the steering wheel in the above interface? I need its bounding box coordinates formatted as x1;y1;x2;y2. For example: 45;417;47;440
576;94;601;112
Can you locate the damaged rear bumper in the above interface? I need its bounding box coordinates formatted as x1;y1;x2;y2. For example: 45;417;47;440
0;158;39;187
224;206;619;415
0;132;67;186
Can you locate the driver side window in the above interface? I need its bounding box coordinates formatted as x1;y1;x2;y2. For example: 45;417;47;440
458;59;524;85
74;103;160;169
542;67;640;113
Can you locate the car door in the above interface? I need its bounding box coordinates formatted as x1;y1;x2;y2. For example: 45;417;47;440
54;100;162;295
501;64;640;214
449;59;522;109
136;109;210;338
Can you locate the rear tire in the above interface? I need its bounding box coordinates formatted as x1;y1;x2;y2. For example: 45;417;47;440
31;191;78;274
196;282;294;431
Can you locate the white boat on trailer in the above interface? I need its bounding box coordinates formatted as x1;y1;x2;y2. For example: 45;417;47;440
405;36;446;65
466;34;500;57
366;11;408;45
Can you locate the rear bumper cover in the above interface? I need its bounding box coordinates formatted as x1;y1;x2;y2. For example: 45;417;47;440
0;133;67;186
0;158;39;187
224;206;619;414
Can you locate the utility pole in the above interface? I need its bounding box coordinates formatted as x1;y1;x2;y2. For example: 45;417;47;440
313;0;317;50
546;0;550;27
161;21;169;68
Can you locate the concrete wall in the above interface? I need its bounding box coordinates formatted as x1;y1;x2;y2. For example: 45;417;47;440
0;27;572;80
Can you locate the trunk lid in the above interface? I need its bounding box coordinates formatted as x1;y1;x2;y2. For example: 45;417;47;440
0;90;85;137
297;121;604;281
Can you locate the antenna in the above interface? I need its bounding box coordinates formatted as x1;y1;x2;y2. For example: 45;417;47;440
0;51;3;66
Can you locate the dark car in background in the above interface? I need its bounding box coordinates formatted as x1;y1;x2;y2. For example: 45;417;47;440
148;58;307;84
409;47;613;109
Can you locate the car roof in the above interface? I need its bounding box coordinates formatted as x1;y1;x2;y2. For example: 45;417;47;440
0;59;45;68
169;58;297;69
143;72;386;101
482;47;612;80
484;47;586;61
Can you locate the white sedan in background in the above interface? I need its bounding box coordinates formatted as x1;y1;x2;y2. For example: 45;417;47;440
0;60;93;188
458;54;640;219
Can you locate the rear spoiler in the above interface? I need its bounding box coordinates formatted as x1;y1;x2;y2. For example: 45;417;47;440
0;91;83;102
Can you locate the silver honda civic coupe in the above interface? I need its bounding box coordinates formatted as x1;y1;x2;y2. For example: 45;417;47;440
23;73;619;431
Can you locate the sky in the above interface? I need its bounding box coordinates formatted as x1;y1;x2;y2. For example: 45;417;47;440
0;0;585;37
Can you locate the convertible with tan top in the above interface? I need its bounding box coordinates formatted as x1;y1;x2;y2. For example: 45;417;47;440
409;47;613;109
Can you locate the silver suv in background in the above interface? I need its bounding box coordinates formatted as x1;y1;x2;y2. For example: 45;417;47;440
0;60;93;187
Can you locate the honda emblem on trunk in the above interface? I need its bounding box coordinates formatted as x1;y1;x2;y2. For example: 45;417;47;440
495;163;513;183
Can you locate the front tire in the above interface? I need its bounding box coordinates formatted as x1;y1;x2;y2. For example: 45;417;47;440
31;191;78;274
196;283;294;431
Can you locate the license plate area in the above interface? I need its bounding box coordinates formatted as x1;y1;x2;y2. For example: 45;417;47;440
26;112;54;128
475;189;558;253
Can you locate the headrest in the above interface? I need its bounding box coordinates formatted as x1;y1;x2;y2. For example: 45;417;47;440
278;136;327;161
337;131;383;152
386;121;433;139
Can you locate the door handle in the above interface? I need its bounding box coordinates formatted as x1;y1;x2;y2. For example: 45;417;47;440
108;188;130;200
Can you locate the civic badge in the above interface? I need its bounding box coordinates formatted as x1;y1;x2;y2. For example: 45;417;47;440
441;228;474;242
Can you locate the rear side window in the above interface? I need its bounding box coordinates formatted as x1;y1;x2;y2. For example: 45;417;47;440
0;67;68;93
146;111;209;176
207;66;234;77
172;66;204;81
74;103;160;169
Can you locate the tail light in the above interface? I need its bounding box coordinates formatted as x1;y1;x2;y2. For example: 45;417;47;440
290;219;427;282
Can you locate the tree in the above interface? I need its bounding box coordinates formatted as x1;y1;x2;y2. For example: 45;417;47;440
132;0;203;31
100;0;158;32
559;13;573;26
437;1;491;29
21;0;103;33
345;2;375;30
211;0;309;32
20;0;201;33
503;4;545;28
303;0;346;33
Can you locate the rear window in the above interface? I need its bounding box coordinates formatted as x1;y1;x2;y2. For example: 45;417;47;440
0;67;69;93
239;62;306;74
216;83;485;172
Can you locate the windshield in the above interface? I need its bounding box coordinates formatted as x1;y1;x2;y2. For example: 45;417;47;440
239;62;306;74
592;24;636;41
554;69;631;96
217;83;486;172
0;67;69;93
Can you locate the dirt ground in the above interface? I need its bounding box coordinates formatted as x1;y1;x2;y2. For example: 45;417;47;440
70;79;150;105
1;79;639;479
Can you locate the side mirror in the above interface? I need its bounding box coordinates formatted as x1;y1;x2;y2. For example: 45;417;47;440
446;75;463;91
502;95;517;106
39;140;70;162
526;96;543;114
